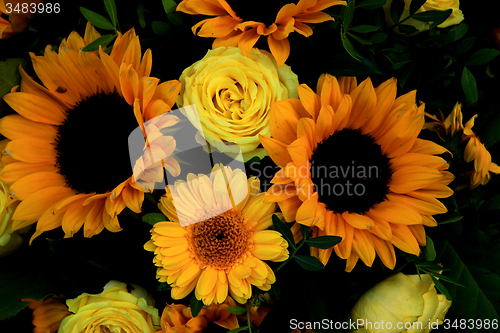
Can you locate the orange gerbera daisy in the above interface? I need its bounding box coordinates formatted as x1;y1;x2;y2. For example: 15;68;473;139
177;0;346;66
0;23;181;243
260;74;454;272
158;298;239;333
144;164;289;305
425;102;500;189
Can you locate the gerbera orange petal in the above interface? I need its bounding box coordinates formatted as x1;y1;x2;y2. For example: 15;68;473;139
267;34;290;67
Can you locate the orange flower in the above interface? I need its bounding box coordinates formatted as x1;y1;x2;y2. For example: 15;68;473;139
177;0;346;66
426;102;500;189
157;298;239;333
0;0;43;39
492;28;500;50
260;74;453;272
22;295;71;333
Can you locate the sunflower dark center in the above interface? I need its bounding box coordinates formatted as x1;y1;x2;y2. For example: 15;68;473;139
191;210;250;270
310;129;392;214
226;0;295;26
55;92;138;194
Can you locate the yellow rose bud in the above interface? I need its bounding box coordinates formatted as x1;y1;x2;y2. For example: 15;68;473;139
383;0;464;34
177;46;299;162
59;280;161;333
351;273;452;333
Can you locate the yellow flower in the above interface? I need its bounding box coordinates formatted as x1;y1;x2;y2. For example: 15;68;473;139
260;74;453;272
0;0;43;39
177;0;346;66
145;164;289;305
157;297;239;333
351;273;452;333
425;102;500;189
177;46;298;162
383;0;464;34
0;23;181;243
21;295;71;333
58;280;160;333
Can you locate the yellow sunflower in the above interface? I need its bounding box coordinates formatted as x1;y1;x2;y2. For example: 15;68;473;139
144;164;289;305
0;23;181;243
425;102;500;189
177;0;346;66
260;74;454;272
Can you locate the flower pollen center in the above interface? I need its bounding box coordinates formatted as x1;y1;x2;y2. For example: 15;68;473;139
190;210;250;270
55;92;138;194
310;129;392;214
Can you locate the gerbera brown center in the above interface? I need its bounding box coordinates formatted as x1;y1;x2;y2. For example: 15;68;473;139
226;0;295;26
55;92;138;194
310;129;392;214
191;210;250;270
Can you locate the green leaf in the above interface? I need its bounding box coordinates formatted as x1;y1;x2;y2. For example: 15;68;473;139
430;275;451;300
227;327;249;333
436;236;500;319
81;34;116;52
293;255;325;271
305;236;342;249
466;49;499;66
398;24;419;34
454;36;475;58
162;0;177;14
80;7;115;31
152;21;172;37
137;3;148;29
438;216;463;225
349;25;379;33
157;283;171;292
461;66;478;103
0;242;79;320
347;32;372;44
142;212;168;226
228;306;247;316
341;0;355;32
369;32;387;44
409;0;427;15
103;0;119;30
342;36;362;61
482;194;500;211
448;23;468;42
272;214;296;250
300;224;310;240
390;0;405;24
0;58;27;118
423;236;436;261
190;294;204;317
167;12;185;26
412;9;452;23
356;0;387;10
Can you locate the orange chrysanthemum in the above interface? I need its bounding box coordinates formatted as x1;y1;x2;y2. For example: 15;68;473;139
157;298;239;333
21;295;71;333
0;23;181;243
145;164;289;305
260;74;454;272
177;0;346;66
425;102;500;189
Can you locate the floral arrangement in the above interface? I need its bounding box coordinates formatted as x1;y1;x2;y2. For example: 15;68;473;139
1;0;499;332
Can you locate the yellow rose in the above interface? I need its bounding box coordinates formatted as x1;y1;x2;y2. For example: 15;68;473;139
59;280;160;333
351;273;452;333
177;46;298;161
383;0;464;34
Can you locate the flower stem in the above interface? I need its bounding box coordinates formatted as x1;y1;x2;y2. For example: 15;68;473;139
246;302;253;333
274;239;305;272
